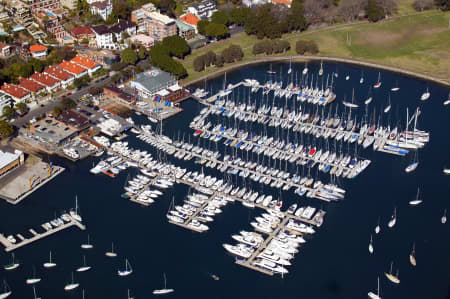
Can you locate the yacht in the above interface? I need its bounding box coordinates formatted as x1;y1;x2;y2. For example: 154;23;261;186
153;273;174;295
105;242;117;257
0;281;12;299
76;256;91;272
25;267;41;285
81;234;93;249
43;251;56;268
118;259;133;276
64;273;79;291
388;207;396;228
3;253;19;271
420;88;430;101
384;262;400;284
223;244;252;258
442;209;447;224
368;277;381;299
408;188;422;206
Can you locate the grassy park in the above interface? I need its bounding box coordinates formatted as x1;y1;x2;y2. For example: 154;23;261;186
180;9;450;85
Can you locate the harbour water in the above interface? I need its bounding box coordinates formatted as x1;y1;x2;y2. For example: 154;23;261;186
0;61;449;298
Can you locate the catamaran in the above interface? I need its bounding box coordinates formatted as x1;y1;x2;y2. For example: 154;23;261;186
409;188;422;206
3;253;19;271
441;209;447;224
43;251;56;268
64;272;79;291
153;273;174;295
105;242;117;257
409;242;416;266
391;80;400;91
118;259;132;276
0;280;11;299
76;255;91;272
375;217;380;234
26;266;41;284
70;195;82;222
420;87;430;101
368;235;374;254
368;276;381;299
405;151;419;173
81;234;93;249
388;207;396;228
383;94;391;113
373;72;381;88
384;262;400;284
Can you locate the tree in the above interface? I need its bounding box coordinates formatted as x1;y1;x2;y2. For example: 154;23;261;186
110;62;127;71
296;40;308;54
61;98;77;109
366;0;385;22
197;20;210;36
413;0;433;10
0;120;14;139
204;51;216;67
74;75;90;89
229;7;251;26
205;23;229;40
15;102;27;113
434;0;449;10
284;0;307;32
138;46;147;60
162;35;190;58
52;106;62;117
305;40;319;54
30;58;46;73
88;86;102;95
2;106;15;120
121;48;138;65
193;56;205;72
211;11;231;26
214;54;224;67
158;0;176;16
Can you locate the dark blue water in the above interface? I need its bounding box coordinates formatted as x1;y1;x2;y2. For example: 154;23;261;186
1;62;449;299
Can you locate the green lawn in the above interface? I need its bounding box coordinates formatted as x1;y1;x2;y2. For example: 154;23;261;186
180;10;450;85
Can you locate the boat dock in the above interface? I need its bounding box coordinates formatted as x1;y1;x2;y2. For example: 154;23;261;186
0;216;85;252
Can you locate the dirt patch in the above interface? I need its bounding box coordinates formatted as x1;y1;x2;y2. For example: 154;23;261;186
101;103;131;117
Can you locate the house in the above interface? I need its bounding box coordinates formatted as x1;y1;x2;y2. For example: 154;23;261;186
0;92;13;112
75;49;119;67
131;8;177;41
25;0;61;14
44;66;74;88
268;0;291;7
179;13;200;32
131;3;156;33
91;25;114;49
70;56;101;75
30;72;60;92
104;86;136;105
127;34;154;50
60;0;77;10
130;68;177;98
1;83;31;103
71;26;96;47
29;44;48;59
58;60;88;78
175;20;196;39
0;43;12;58
187;0;217;20
18;77;45;95
90;0;112;21
109;20;136;41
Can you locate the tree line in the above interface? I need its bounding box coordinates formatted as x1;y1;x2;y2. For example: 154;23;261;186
252;39;291;55
193;44;244;72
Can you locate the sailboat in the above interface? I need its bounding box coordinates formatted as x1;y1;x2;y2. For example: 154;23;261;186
127;289;134;299
43;251;56;268
405;151;419;173
388;207;396;228
391;80;400;91
359;70;364;83
441;209;447;224
118;259;132;276
76;255;91;272
375;217;380;234
365;87;373;104
368;276;381;299
373;72;381;88
368;235;374;254
0;281;11;299
384;262;400;284
342;89;359;108
32;285;41;299
81;234;93;249
420;87;430;101
302;63;308;75
287;58;292;74
26;266;41;284
267;64;276;74
64;272;79;291
444;168;450;174
70;195;82;222
408;188;422;206
444;92;450;106
318;61;323;76
345;75;350;80
153;273;174;295
383;94;391;113
3;253;19;271
105;242;117;257
409;243;416;266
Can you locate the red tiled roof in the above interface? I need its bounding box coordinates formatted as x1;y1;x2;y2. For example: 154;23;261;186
30;72;60;87
70;26;94;36
270;0;292;4
44;66;74;81
0;43;9;50
1;83;30;99
71;56;100;70
18;77;45;93
59;60;87;75
180;14;200;26
29;44;48;52
91;1;109;9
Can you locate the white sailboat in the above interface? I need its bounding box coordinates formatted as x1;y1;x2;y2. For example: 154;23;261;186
70;195;82;222
365;87;373;104
302;63;308;75
118;259;132;276
43;251;56;268
345;75;350;80
441;209;447;224
64;272;79;291
368;276;381;299
383;94;391;113
384;262;400;284
391;80;400;91
388;207;396;228
0;280;12;299
318;61;323;76
342;89;359;108
375;217;380;234
373;72;381;88
76;255;91;272
105;242;117;257
408;188;422;206
420;87;430;101
26;266;41;284
368;235;374;254
360;70;364;84
81;234;93;249
409;242;416;266
153;273;174;295
3;253;19;271
287;58;292;74
444;92;450;106
405;151;419;173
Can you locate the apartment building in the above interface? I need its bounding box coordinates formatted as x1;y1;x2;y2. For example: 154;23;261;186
131;8;176;41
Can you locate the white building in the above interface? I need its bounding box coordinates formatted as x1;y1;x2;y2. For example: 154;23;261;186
187;0;217;20
90;0;112;21
109;20;137;41
91;25;115;49
0;91;13;112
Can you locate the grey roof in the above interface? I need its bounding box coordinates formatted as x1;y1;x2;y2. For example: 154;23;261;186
131;68;176;94
175;20;195;32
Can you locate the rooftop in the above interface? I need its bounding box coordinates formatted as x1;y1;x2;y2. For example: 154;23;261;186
29;44;47;52
32;117;77;144
131;68;176;94
58;109;89;130
0;148;22;170
104;86;136;103
44;66;73;81
180;13;200;26
1;83;30;99
90;0;110;9
30;72;60;87
18;77;45;93
148;11;175;25
59;60;87;75
71;26;94;36
175;20;195;32
71;56;100;70
91;25;110;35
109;20;135;34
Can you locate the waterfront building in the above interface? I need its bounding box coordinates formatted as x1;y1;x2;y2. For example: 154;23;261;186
0;43;12;58
18;77;45;96
70;56;101;75
91;25;114;49
0;148;24;177
104;86;136;105
71;26;96;47
130;68;177;98
127;34;154;50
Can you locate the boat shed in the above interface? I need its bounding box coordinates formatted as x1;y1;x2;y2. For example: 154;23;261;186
130;68;177;98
